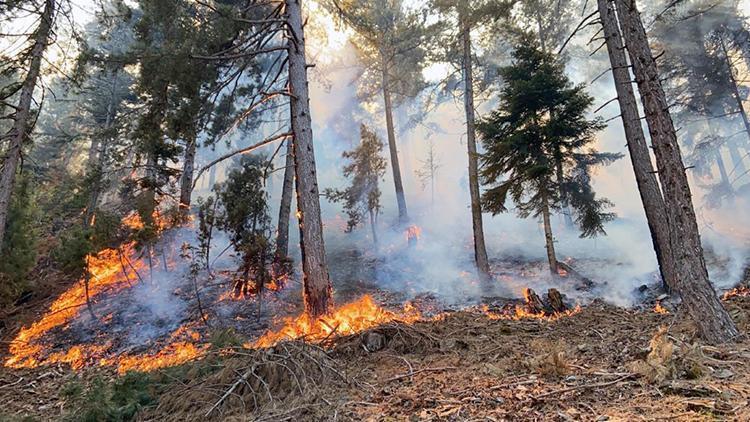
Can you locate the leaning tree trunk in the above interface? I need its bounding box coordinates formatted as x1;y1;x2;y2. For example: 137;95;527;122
460;15;491;279
179;132;197;214
286;0;333;318
615;0;739;343
275;138;295;260
380;55;409;224
597;0;679;292
540;183;557;276
0;0;55;248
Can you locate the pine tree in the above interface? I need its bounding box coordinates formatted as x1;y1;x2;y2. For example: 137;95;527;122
478;41;619;275
325;124;387;244
326;0;439;224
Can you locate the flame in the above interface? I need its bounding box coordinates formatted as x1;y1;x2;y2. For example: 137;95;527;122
480;303;582;321
722;285;750;300
5;241;143;369
92;326;207;374
406;225;421;241
654;301;669;314
253;295;421;348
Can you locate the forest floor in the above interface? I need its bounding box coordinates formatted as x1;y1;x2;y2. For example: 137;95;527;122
2;290;750;421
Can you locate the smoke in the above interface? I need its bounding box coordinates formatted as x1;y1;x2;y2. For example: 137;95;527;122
187;2;750;312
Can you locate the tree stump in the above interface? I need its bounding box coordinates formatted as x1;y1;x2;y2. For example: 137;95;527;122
547;288;567;313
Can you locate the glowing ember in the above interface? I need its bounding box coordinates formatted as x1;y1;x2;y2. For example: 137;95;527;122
253;295;422;348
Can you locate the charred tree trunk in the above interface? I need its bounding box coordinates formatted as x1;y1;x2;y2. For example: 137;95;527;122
179;132;197;214
0;0;55;248
380;54;408;224
286;0;333;318
715;147;730;187
540;183;558;276
597;0;678;292
615;0;739;343
460;14;491;279
275;138;295;260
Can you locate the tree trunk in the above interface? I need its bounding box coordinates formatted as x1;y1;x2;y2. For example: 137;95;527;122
275;138;295;260
84;71;121;228
715;147;730;187
179;132;197;214
540;184;557;275
208;164;217;189
597;0;679;292
369;208;378;245
286;0;333;318
615;0;739;343
380;55;408;224
720;36;750;145
555;156;574;228
0;0;55;248
460;15;491;279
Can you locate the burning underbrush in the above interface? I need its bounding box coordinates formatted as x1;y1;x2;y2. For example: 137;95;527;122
4;293;750;421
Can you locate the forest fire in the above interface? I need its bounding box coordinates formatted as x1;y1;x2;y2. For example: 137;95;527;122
654;301;670;314
5;241;144;369
722;285;750;300
253;295;422;348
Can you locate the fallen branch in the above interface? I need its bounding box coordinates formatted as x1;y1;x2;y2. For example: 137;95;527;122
205;366;255;416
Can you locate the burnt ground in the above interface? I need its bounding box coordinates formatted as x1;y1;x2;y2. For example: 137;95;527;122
2;292;750;421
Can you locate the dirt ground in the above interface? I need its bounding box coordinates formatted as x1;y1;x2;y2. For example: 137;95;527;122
2;291;750;421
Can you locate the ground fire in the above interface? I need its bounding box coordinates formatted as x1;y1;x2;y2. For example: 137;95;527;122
2;0;750;420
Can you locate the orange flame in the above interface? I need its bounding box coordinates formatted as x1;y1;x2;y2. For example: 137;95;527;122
722;285;750;300
406;225;421;241
654;302;669;314
253;295;421;348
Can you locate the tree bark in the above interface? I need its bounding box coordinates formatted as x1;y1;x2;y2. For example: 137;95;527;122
597;0;678;292
540;184;557;275
286;0;333;318
179;132;197;213
615;0;739;343
380;54;408;224
460;14;491;279
0;0;55;248
275;138;295;260
369;208;378;245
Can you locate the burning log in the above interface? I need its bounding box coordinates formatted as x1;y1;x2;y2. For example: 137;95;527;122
523;288;546;315
547;288;567;313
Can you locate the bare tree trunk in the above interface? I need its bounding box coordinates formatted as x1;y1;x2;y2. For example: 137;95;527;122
460;14;491;279
179;132;197;214
597;0;678;292
0;0;55;248
276;138;295;260
380;55;409;224
715;147;730;187
84;71;121;228
720;36;750;144
369;208;378;245
286;0;333;318
540;184;557;275
615;0;739;343
208;164;217;189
